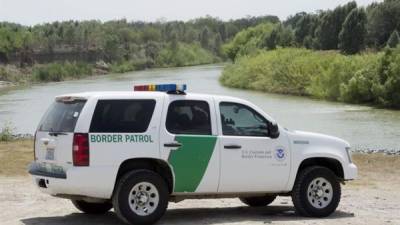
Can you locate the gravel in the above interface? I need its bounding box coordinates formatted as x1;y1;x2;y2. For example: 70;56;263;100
1;177;399;225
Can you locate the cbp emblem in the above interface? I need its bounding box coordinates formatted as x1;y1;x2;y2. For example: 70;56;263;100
275;147;286;161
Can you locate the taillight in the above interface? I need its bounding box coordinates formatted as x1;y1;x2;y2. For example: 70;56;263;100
73;133;89;166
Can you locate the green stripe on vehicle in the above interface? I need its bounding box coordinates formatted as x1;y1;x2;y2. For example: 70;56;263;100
168;135;217;192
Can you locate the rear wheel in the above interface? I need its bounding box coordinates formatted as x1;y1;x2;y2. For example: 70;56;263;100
239;195;277;207
71;200;112;214
292;166;341;217
113;170;169;225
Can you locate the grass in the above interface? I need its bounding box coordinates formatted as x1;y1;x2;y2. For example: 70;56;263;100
349;153;400;189
1;139;399;189
0;139;33;176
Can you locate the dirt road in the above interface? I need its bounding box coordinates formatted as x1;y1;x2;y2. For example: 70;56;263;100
1;175;399;225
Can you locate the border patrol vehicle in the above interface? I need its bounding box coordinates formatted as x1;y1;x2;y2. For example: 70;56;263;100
29;84;357;225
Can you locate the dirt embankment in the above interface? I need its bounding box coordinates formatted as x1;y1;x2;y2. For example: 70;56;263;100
1;140;400;225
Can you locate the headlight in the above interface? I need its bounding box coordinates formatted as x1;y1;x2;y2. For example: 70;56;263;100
345;147;352;163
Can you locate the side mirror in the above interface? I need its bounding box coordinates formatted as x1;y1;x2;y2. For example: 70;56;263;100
268;122;280;139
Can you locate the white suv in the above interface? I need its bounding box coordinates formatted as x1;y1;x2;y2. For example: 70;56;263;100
29;84;357;225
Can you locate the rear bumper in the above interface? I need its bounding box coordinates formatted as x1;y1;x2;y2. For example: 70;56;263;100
29;162;117;199
29;163;67;179
344;163;358;180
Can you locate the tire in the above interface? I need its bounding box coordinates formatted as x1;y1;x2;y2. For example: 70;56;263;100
113;169;169;225
71;200;112;214
239;195;277;207
292;166;341;217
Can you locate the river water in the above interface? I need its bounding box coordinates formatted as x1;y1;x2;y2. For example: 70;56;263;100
0;64;399;152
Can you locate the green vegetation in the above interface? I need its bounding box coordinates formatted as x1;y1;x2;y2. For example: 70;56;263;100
156;43;218;67
387;30;400;48
338;8;367;55
221;47;400;108
0;122;14;142
33;62;93;82
220;0;400;109
285;0;400;52
0;16;280;83
222;0;400;60
0;0;399;109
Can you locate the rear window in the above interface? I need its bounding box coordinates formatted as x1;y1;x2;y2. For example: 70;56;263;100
38;100;86;132
90;99;156;133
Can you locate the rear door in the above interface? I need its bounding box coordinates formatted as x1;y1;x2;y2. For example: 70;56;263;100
34;97;86;174
159;95;220;193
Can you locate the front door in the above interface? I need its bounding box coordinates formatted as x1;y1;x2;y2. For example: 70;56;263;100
160;96;220;193
217;102;291;193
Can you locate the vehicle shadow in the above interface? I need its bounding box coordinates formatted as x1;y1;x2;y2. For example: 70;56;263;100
21;206;354;225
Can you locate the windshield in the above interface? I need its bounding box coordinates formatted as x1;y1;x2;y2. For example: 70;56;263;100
38;100;86;132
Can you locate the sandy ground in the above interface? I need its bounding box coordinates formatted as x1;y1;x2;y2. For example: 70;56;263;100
1;176;399;225
1;142;399;225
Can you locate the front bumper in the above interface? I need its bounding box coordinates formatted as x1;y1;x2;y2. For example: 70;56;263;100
28;162;117;199
344;163;358;180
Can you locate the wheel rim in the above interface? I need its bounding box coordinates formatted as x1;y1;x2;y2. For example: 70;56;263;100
128;182;159;216
306;177;333;209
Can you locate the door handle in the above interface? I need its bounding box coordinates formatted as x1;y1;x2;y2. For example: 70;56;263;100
224;144;242;149
164;142;182;148
41;138;50;145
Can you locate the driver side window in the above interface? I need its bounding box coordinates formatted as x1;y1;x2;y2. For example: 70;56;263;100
219;102;269;137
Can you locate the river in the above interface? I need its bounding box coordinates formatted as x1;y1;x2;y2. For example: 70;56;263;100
0;64;399;152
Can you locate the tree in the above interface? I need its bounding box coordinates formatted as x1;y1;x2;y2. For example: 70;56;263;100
140;27;161;42
213;33;223;56
339;8;367;54
200;27;210;49
294;14;314;45
275;25;295;47
170;32;179;51
387;30;400;48
315;1;357;50
367;0;400;48
102;34;123;62
264;29;277;50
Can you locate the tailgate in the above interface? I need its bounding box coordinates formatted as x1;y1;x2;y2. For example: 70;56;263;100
34;98;86;173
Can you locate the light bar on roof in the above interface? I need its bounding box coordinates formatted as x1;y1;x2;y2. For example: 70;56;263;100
134;84;187;93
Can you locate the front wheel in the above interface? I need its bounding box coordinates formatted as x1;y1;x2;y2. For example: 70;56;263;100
71;200;112;214
113;170;169;225
292;166;341;217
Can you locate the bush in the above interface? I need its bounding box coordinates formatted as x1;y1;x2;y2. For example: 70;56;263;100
0;122;14;142
110;60;136;73
374;47;400;108
220;47;400;108
223;23;276;61
156;43;218;67
33;62;93;82
221;48;334;95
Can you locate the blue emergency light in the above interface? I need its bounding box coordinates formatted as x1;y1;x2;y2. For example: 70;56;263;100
134;84;187;93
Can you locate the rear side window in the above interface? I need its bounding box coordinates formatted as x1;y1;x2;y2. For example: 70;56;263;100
166;100;211;135
38;100;86;132
90;100;156;133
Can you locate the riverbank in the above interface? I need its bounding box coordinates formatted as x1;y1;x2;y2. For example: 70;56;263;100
220;47;400;109
0;43;221;92
0;62;106;91
1;139;399;224
0;59;221;94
